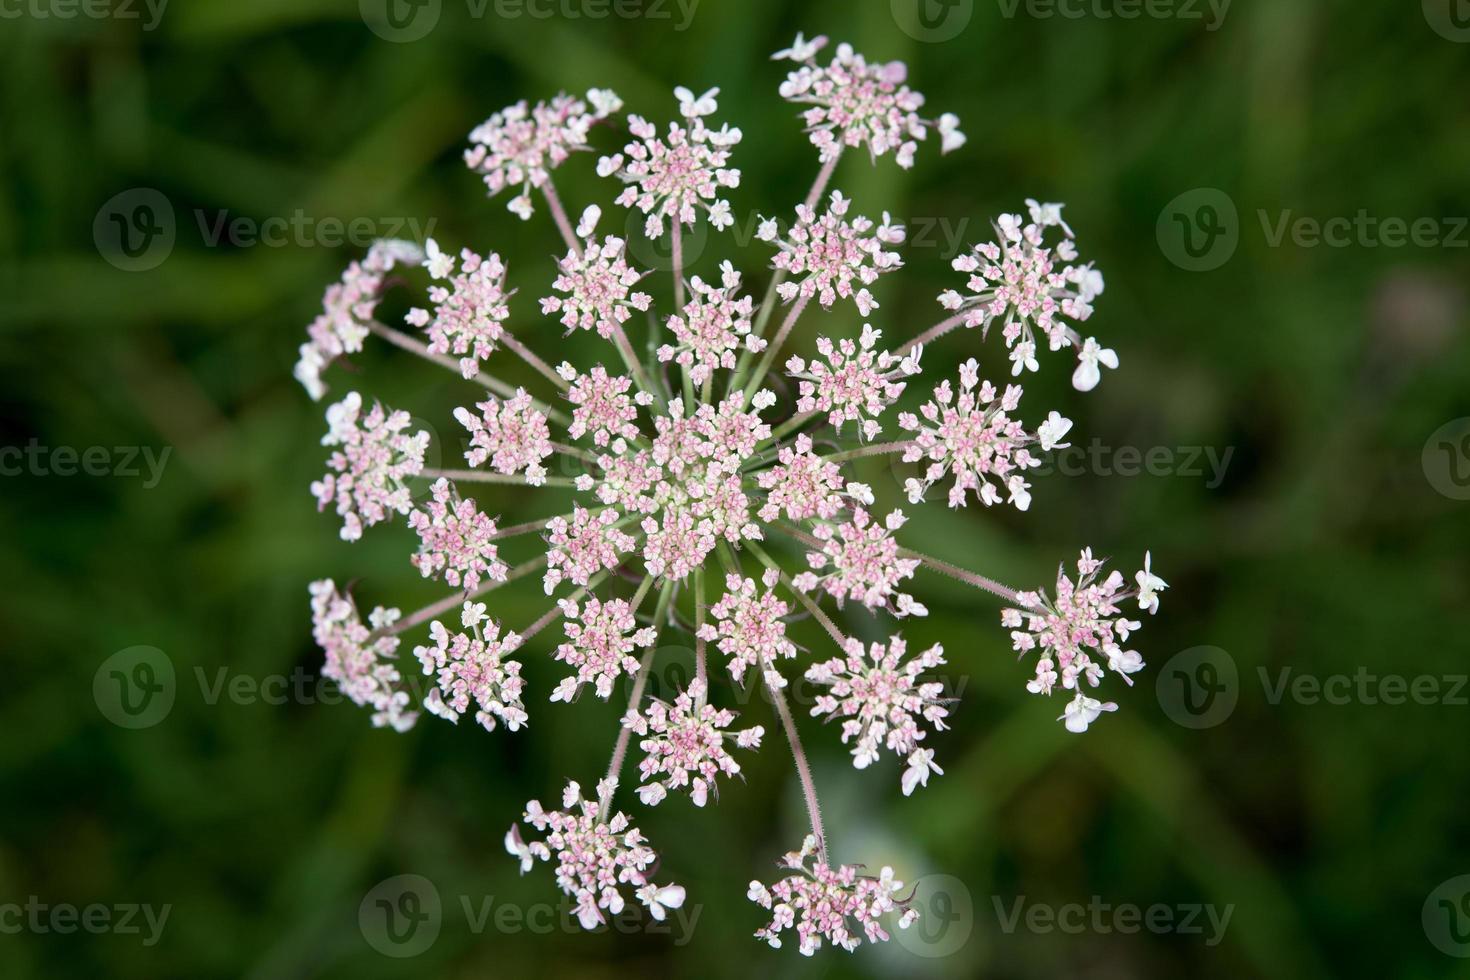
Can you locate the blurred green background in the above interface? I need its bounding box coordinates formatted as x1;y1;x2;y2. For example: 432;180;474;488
3;0;1469;977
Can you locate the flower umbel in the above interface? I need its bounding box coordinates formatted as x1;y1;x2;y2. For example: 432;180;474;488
774;36;966;168
506;779;684;929
599;87;742;238
939;200;1110;390
310;580;415;731
1003;548;1165;732
748;835;918;954
758;191;904;316
898;358;1072;510
406;242;512;379
805;635;949;790
466;89;622;220
625;678;763;806
416;603;527;733
311;392;428;542
300;38;1163;957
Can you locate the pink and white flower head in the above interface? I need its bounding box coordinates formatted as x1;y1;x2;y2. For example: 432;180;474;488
748;835;917;954
453;389;553;485
505;778;684;929
550;596;657;702
598;87;742;238
805;636;949;790
408;478;508;591
788;324;920;441
1002;548;1165;732
592;397;768;580
773;36;965;168
295;239;423;401
405;242;511;379
755;434;846;523
541;205;654;339
793;508;924;617
544;505;636;593
309;579;415;731
559;362;642;447
301;40;1168;957
465;89;622;220
657;262;761;385
312;391;429;541
899;359;1072;510
939;200;1111;389
699;570;799;685
758;192;904;316
415;602;527;733
623;678;764;807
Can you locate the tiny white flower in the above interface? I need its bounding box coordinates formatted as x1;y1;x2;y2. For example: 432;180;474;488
1037;411;1073;451
1006;474;1032;511
1010;340;1040;376
1061;694;1117;733
1072;336;1119;392
938;113;966;153
674;85;719;118
708;200;733;230
460;600;489;629
508;194;534;221
1024;198;1073;236
423;238;455;279
772;32;828;62
1105;645;1145;678
575;205;602;239
586;87;622;117
1135;551;1168;614
504;826;536;873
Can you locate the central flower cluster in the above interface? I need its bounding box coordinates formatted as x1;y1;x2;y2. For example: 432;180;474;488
590;394;768;580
